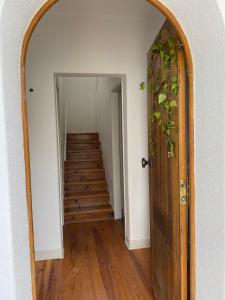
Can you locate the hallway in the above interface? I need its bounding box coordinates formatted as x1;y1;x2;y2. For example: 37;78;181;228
35;220;155;300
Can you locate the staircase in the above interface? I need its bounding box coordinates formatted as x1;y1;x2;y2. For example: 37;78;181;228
64;133;114;224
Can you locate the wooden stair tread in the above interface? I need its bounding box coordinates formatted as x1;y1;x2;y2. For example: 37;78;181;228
64;197;109;207
65;168;104;173
64;191;109;199
65;159;102;163
67;146;100;150
64;180;106;186
65;190;108;197
65;204;112;214
67;143;100;146
67;149;101;153
64;214;114;224
64;179;106;184
67;132;99;136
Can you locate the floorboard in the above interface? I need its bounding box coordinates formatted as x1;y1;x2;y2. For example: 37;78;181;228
36;220;155;300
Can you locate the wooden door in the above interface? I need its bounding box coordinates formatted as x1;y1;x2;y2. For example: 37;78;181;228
147;21;188;300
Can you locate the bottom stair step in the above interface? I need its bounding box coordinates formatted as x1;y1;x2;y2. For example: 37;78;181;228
64;205;114;224
64;213;114;225
64;197;110;209
64;191;109;205
64;204;113;216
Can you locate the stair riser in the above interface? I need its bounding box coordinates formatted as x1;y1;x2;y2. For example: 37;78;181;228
67;144;100;150
67;134;99;141
64;187;106;198
64;212;113;224
65;162;103;170
67;140;100;145
64;197;109;208
65;183;107;193
66;153;101;160
64;172;105;182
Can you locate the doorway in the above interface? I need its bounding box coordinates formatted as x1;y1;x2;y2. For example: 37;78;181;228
20;0;194;298
54;74;126;225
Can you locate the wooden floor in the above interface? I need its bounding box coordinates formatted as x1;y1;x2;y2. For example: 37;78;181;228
36;220;155;300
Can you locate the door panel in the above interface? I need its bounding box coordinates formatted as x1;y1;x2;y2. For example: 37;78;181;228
148;21;188;300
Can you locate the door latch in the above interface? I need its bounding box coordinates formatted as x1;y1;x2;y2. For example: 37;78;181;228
142;158;152;168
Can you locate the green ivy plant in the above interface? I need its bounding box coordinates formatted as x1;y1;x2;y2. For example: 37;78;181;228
140;35;178;158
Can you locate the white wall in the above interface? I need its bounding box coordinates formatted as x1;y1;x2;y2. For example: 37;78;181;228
111;92;123;219
56;77;67;224
25;4;165;255
26;71;63;260
1;0;225;299
95;78;122;217
62;77;99;133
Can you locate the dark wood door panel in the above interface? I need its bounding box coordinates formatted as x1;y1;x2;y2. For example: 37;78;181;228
148;20;188;300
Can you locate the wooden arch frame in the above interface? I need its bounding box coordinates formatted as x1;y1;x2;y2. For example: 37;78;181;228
20;0;195;299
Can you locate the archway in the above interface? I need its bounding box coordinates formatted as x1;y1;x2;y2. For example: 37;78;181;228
0;0;224;297
21;1;195;299
2;0;225;298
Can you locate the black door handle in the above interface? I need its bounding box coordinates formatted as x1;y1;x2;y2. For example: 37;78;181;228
142;158;152;168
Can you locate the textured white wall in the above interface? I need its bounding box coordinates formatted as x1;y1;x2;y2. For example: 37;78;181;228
56;77;66;226
26;71;63;259
95;78;122;218
110;92;123;219
62;77;99;133
0;0;225;299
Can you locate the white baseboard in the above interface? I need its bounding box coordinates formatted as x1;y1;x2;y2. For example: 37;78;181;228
35;248;64;261
125;236;150;250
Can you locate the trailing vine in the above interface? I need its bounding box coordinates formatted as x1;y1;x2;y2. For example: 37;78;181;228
140;34;178;158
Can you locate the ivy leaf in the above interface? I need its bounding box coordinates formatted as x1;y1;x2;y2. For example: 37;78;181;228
158;93;167;104
172;76;178;82
150;112;161;122
163;101;170;112
164;54;171;63
152;43;160;52
167;120;176;128
170;100;177;107
165;138;175;158
154;112;161;119
172;84;178;96
166;129;171;135
171;76;178;96
167;37;174;49
163;83;168;90
168;120;176;126
140;82;146;91
147;83;153;93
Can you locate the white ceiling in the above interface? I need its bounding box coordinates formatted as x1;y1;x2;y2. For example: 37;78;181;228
50;0;160;19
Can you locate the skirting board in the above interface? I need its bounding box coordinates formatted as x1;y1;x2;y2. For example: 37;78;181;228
125;236;150;250
35;248;64;261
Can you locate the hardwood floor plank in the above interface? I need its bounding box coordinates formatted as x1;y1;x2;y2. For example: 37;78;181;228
92;227;117;300
100;221;155;300
129;251;155;298
36;220;155;300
